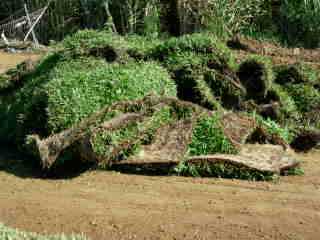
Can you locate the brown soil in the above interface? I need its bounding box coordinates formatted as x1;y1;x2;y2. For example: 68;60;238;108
0;147;319;240
0;50;41;74
232;37;320;69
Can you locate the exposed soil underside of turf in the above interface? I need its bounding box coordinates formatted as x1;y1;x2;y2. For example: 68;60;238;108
0;146;320;240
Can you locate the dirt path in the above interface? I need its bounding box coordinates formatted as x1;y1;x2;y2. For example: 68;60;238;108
0;50;41;74
0;147;319;240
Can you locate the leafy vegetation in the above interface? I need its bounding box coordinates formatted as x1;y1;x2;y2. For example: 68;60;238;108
151;33;235;67
285;84;320;113
274;63;319;86
269;84;300;123
2;0;320;48
253;114;295;144
187;114;237;156
174;161;277;181
0;223;88;240
0;52;176;145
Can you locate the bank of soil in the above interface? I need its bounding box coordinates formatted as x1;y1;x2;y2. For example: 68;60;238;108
0;147;319;240
232;37;320;69
0;50;41;74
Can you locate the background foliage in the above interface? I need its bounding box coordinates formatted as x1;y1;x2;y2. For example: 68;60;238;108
0;0;319;47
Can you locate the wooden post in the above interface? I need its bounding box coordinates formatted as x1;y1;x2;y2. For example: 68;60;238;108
24;3;39;47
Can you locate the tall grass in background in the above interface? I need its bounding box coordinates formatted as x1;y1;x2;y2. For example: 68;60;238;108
278;0;320;48
1;0;319;47
0;0;107;43
200;0;268;39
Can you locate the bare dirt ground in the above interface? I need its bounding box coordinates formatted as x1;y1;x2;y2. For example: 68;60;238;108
0;147;319;240
232;37;320;70
0;50;41;74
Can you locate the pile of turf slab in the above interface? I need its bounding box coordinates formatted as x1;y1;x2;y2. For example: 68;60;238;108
0;30;307;179
149;33;245;110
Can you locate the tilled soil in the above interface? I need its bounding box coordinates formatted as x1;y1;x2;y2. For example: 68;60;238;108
0;147;319;240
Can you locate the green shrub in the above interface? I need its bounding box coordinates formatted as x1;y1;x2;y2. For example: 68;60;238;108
279;0;320;48
0;55;176;144
187;114;237;156
200;0;269;39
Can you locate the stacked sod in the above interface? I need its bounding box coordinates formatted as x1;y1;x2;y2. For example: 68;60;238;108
0;30;177;168
273;63;320;129
150;33;244;110
0;30;306;178
0;57;176;143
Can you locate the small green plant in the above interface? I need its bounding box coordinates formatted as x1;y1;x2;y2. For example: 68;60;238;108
282;167;305;176
173;161;276;181
187;114;237;156
285;84;320;113
0;223;88;240
253;113;295;144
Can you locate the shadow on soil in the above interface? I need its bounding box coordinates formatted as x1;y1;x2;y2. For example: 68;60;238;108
0;144;174;179
0;144;93;180
109;162;177;176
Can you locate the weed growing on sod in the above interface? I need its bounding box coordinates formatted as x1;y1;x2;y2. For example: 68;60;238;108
173;161;277;181
187;114;237;156
0;223;88;240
